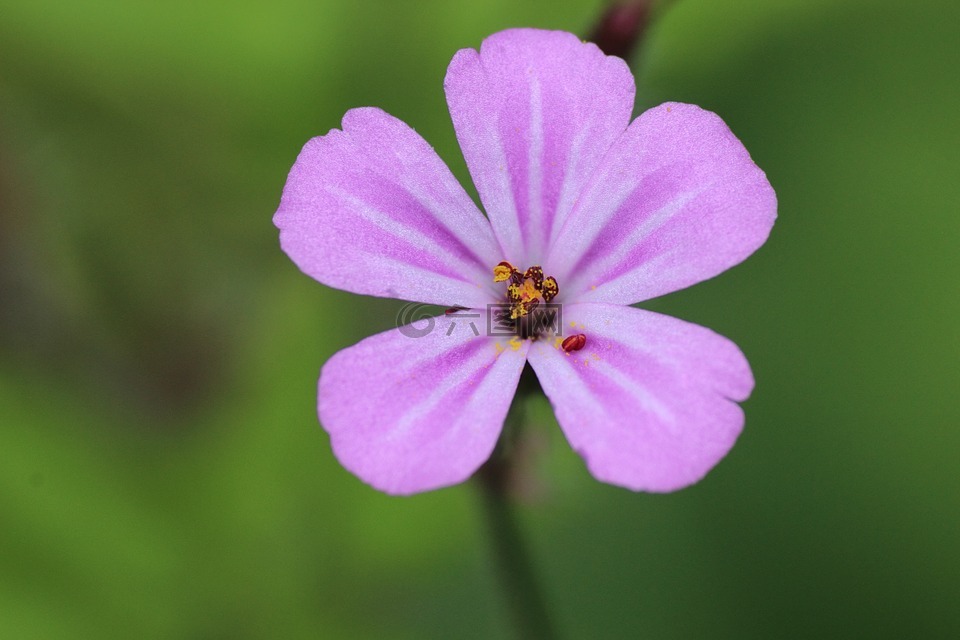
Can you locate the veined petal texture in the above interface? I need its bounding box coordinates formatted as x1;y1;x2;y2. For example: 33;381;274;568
527;303;753;492
445;28;635;266
319;316;529;495
548;103;777;304
275;107;502;308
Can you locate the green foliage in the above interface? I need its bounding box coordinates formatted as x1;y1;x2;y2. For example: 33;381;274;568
1;0;958;637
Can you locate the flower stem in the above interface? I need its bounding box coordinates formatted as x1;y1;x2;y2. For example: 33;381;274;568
476;465;557;640
475;366;557;640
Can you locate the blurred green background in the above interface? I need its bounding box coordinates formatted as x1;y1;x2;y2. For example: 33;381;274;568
2;0;958;637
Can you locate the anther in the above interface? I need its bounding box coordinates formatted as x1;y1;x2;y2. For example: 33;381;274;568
493;261;518;283
523;266;544;289
541;276;559;302
561;334;587;353
492;261;560;337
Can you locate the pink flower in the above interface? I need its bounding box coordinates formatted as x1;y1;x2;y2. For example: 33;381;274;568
274;29;776;495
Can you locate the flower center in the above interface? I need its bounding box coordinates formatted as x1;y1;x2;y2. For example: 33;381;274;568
493;261;559;319
492;261;559;332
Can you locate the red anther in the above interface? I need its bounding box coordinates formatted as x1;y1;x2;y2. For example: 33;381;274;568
561;334;587;353
523;265;544;288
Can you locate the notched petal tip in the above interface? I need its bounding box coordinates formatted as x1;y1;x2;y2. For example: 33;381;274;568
643;101;778;223
444;27;637;265
273;106;502;308
548;99;777;305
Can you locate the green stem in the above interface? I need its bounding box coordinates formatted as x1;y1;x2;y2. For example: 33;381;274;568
475;366;557;640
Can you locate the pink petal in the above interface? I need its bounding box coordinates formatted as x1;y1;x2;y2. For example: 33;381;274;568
444;28;635;266
318;315;529;495
547;103;777;304
527;303;753;492
275;107;502;308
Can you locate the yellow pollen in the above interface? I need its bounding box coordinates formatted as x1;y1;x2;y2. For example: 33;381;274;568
518;279;539;303
492;260;560;332
493;264;513;282
542;277;559;302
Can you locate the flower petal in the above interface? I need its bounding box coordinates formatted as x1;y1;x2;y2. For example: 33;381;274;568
275;107;502;308
444;28;635;265
318;315;529;495
527;303;753;492
547;103;777;304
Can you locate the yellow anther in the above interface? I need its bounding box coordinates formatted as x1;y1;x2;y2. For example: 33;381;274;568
491;261;560;335
523;266;544;288
493;261;517;283
518;279;539;303
541;276;559;302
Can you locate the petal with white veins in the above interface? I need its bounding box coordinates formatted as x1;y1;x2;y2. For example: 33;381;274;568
548;103;777;305
527;302;753;492
445;28;635;265
319;315;529;495
275;107;502;308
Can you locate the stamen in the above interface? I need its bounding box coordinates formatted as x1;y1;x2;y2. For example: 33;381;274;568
511;297;540;320
523;266;544;289
491;261;561;338
541;276;559;302
517;279;539;303
493;261;518;283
